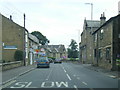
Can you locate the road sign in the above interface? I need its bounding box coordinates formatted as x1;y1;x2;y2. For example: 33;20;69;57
35;49;39;53
40;48;45;52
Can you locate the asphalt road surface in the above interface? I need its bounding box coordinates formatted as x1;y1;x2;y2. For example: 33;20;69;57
2;62;119;89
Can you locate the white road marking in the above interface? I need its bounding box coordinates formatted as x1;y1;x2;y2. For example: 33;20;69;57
25;82;32;88
56;82;68;87
26;87;37;88
41;81;68;88
66;74;71;80
61;65;71;80
41;81;54;88
10;82;33;88
2;80;16;88
45;68;53;80
64;69;67;73
10;82;28;88
74;85;78;90
107;75;116;78
62;66;65;70
62;65;67;73
82;82;87;85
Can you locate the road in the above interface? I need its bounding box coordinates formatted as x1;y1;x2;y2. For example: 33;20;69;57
2;62;119;89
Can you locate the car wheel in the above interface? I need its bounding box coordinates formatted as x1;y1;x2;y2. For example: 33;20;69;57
48;66;50;68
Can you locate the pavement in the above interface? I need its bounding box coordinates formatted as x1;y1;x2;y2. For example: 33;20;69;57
0;62;120;86
68;61;120;79
1;64;36;85
79;63;120;79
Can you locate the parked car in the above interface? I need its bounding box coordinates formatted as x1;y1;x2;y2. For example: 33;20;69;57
36;57;50;68
48;58;53;63
54;59;62;64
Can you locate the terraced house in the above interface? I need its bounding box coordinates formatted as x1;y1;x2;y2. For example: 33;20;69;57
80;13;120;70
28;33;40;65
92;14;120;70
0;14;40;70
40;45;67;60
1;14;25;70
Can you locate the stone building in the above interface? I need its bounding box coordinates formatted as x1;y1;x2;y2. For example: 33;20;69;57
1;14;25;63
92;14;120;70
0;13;32;69
28;33;39;65
40;45;67;60
0;14;2;63
80;19;100;64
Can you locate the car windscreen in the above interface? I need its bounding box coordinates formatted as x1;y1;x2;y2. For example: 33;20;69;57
38;57;48;62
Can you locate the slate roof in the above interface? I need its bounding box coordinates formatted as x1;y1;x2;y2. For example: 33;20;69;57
92;14;120;35
41;45;66;53
85;20;100;28
29;33;39;44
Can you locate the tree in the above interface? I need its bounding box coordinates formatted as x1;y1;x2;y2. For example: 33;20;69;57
67;39;78;58
31;31;49;45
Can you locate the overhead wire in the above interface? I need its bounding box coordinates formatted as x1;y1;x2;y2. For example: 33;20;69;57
0;1;42;32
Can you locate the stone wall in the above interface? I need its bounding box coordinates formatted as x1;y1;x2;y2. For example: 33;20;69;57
0;14;2;63
2;61;23;71
0;63;2;72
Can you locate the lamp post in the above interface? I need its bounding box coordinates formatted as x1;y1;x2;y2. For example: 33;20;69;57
85;3;93;20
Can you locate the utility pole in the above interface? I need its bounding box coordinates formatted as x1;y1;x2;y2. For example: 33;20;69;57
23;13;26;66
24;13;26;28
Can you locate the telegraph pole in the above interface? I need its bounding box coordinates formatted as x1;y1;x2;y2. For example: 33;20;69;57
24;13;26;28
23;13;26;66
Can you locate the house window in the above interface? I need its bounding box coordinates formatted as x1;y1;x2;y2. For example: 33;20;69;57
100;29;104;40
98;49;102;59
94;49;97;57
106;47;111;63
94;33;97;42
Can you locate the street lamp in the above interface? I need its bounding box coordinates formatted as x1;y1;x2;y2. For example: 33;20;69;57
85;3;93;20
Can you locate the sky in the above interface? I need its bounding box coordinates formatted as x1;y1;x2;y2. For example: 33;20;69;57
0;0;120;48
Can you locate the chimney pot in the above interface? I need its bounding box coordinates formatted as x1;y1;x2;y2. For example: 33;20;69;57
100;12;106;25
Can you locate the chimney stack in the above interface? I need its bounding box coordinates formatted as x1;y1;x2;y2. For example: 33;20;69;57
10;15;12;21
100;12;106;25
